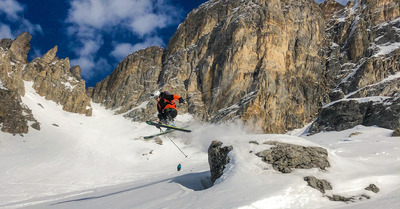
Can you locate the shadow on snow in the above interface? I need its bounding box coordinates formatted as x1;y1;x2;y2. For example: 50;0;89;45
52;171;213;205
170;171;213;191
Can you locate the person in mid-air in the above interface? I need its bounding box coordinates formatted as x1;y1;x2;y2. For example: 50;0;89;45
154;91;185;125
177;163;182;171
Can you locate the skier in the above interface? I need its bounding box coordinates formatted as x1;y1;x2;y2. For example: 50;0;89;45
154;91;185;125
177;163;182;171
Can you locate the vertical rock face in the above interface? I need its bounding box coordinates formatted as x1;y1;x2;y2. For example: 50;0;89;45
0;33;31;96
310;0;400;133
89;46;164;120
23;46;92;116
0;33;39;134
86;0;399;134
0;33;93;134
325;0;400;91
92;0;329;133
162;0;328;133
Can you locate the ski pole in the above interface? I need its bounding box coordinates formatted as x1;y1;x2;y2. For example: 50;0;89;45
165;135;188;158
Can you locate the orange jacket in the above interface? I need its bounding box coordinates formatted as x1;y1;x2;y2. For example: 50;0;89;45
157;94;181;113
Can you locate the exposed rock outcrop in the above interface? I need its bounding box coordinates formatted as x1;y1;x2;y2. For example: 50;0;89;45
0;89;38;134
327;194;355;202
392;127;400;136
0;33;31;96
23;46;92;116
304;176;333;193
320;0;345;21
256;141;330;173
0;33;34;134
208;140;233;182
88;46;164;120
304;176;380;203
309;97;400;133
365;184;380;193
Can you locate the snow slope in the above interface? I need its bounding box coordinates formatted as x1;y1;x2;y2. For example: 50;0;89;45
0;82;399;209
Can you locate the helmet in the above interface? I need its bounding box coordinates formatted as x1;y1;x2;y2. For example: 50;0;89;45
152;90;160;99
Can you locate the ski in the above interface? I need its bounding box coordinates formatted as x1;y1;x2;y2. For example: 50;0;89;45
143;129;175;139
146;121;192;133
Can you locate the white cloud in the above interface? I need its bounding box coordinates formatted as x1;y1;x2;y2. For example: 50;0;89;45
110;36;164;60
71;56;111;80
66;0;178;36
69;37;102;79
130;13;168;36
75;37;103;57
70;56;96;78
31;49;42;59
66;0;182;80
20;19;43;35
0;0;42;39
110;43;136;60
0;23;13;39
0;0;24;20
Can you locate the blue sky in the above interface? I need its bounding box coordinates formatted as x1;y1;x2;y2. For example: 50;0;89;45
0;0;348;87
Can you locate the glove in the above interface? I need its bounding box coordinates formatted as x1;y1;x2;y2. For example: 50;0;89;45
179;98;185;104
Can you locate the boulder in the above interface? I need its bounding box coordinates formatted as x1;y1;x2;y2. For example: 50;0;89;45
365;184;380;193
256;141;330;173
304;176;332;193
208;140;233;182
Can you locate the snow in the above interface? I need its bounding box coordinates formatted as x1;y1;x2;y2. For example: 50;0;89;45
350;0;360;15
0;80;6;90
0;83;400;209
323;96;391;108
132;101;149;110
60;81;75;91
373;42;400;57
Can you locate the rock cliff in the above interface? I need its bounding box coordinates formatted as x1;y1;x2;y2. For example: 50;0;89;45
88;46;164;120
91;0;329;133
23;46;92;116
0;33;37;134
310;0;400;133
0;33;92;134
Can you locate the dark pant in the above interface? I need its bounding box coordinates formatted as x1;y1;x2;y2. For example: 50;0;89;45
158;108;177;123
